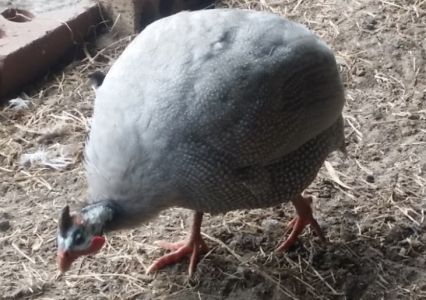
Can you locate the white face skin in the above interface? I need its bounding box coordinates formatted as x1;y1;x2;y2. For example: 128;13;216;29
58;206;109;253
57;224;93;253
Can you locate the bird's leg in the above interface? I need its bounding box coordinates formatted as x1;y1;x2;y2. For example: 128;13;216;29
147;212;208;276
276;194;325;252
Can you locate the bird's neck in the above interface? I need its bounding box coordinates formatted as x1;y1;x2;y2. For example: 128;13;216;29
80;200;121;234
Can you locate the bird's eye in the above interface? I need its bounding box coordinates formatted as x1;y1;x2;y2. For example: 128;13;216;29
73;231;85;245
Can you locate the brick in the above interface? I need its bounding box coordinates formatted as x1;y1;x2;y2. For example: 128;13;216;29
0;1;103;102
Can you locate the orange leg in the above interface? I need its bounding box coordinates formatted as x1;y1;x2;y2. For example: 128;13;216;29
147;212;208;276
276;195;325;252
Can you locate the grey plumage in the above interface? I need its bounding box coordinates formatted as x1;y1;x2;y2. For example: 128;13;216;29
84;9;345;225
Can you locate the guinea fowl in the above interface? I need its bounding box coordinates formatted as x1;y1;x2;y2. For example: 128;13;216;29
57;8;345;276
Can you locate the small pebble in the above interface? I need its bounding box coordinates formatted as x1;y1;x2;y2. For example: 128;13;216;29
356;68;366;76
384;63;393;69
261;219;281;233
366;175;375;183
0;220;10;231
365;17;377;30
373;110;383;120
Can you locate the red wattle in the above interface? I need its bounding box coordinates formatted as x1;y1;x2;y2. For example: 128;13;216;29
90;236;106;253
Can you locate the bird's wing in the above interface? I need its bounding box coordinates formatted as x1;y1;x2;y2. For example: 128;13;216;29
122;9;345;168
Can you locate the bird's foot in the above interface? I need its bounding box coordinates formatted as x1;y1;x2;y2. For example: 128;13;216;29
147;237;208;276
147;212;207;276
276;195;326;252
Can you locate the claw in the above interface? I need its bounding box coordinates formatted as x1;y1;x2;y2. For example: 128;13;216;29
276;195;325;252
153;241;186;251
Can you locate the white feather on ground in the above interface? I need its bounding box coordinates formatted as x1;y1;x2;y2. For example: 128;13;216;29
7;97;30;111
19;144;81;170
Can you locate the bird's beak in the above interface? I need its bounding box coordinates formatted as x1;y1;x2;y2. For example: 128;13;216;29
57;250;77;273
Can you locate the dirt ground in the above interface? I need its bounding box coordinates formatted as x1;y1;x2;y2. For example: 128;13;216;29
1;0;425;299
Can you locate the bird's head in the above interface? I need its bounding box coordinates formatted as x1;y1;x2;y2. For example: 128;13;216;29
56;205;106;273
